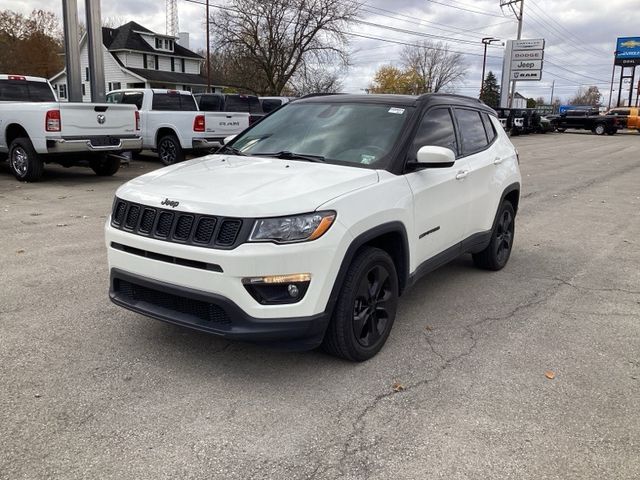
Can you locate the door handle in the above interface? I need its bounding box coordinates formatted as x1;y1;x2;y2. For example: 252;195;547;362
493;157;504;165
455;170;469;180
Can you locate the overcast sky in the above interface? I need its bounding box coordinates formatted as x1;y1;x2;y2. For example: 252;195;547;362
5;0;640;104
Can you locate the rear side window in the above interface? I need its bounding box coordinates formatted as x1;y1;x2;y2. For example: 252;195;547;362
224;95;250;112
152;93;197;111
611;109;630;116
410;107;458;159
196;95;223;111
107;91;144;109
261;99;282;113
455;108;489;155
0;80;55;102
481;113;497;143
248;96;263;114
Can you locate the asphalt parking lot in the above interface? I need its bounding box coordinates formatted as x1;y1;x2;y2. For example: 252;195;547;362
1;132;639;480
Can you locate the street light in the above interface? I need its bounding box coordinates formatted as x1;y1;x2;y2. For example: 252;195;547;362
480;37;501;97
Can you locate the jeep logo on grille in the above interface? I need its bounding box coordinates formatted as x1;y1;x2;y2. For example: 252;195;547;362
161;198;180;208
97;114;106;124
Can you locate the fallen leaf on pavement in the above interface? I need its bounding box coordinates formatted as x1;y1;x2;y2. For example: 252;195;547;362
16;249;25;254
544;370;555;380
392;381;405;392
56;223;68;227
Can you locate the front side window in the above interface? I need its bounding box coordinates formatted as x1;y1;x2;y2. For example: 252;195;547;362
231;102;411;169
455;108;489;155
107;91;144;110
410;107;458;160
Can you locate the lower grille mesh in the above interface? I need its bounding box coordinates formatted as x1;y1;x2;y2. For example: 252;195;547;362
115;279;231;325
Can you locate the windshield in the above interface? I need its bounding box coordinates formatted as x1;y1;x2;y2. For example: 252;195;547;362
231;102;412;169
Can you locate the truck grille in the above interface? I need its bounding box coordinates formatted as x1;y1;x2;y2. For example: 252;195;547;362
111;198;245;249
114;278;231;325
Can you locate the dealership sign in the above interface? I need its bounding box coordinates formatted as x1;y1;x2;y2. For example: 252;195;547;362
512;39;545;50
510;70;542;81
615;37;640;66
511;59;543;70
500;38;545;106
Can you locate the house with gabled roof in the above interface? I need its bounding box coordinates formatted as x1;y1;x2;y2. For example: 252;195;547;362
50;21;223;101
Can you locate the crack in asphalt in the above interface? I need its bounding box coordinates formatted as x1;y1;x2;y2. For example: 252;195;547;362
554;277;640;296
331;281;562;479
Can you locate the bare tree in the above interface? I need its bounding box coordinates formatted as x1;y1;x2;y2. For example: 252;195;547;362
209;0;360;95
289;64;343;96
569;86;602;107
400;40;466;94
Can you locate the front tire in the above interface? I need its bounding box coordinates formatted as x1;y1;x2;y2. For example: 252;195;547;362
157;135;184;166
322;247;399;361
8;137;44;182
90;155;121;176
594;123;606;135
472;201;515;271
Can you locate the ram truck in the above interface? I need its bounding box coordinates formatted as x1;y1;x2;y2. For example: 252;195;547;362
0;75;141;182
106;93;521;361
107;89;250;165
551;109;619;135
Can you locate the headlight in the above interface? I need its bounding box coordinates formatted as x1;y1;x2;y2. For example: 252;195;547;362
249;211;336;243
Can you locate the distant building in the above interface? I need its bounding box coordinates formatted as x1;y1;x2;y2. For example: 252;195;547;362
510;92;527;109
50;21;223;100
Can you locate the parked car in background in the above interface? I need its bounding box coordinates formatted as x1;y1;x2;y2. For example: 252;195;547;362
0;74;141;182
106;89;249;165
496;108;525;135
259;96;294;114
605;107;640;132
536;116;553;133
106;93;521;361
194;93;264;126
551;109;619;135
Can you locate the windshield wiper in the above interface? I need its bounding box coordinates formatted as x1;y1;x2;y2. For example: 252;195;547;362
217;145;246;156
252;151;325;163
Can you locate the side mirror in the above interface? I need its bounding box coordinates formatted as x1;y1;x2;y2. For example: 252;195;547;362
223;134;237;145
415;145;456;168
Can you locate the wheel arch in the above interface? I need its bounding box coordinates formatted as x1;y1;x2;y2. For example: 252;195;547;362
502;182;520;215
5;124;30;147
325;221;410;318
155;127;179;148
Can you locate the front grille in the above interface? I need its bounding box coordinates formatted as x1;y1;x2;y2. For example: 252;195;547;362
114;278;231;325
125;205;140;229
111;198;244;249
217;220;242;246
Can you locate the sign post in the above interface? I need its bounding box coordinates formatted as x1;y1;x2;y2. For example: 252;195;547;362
614;37;640;107
500;38;545;107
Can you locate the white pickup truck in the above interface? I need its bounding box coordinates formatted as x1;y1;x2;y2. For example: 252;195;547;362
106;89;250;165
0;75;142;182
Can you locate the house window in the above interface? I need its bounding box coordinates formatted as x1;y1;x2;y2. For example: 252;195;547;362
155;55;159;70
85;67;89;81
59;84;67;99
82;83;86;96
112;82;121;90
181;58;185;73
143;54;147;69
155;38;161;49
171;58;175;72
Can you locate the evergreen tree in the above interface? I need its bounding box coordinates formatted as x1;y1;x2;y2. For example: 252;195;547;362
480;71;500;108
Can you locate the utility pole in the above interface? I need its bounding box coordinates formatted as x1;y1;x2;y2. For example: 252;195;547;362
550;79;555;106
62;0;82;102
206;0;211;93
608;51;618;110
480;37;501;97
500;0;524;107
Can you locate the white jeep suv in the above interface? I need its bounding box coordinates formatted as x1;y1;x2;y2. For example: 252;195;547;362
106;94;521;361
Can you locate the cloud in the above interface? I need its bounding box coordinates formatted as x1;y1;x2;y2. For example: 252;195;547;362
6;0;639;102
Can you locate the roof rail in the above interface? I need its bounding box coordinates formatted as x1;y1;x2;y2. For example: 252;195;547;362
417;92;485;104
298;92;346;99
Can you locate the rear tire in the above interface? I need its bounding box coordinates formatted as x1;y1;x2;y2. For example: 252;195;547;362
157;134;184;166
556;128;566;133
8;137;44;182
472;201;515;271
594;124;606;135
322;247;398;362
90;155;121;176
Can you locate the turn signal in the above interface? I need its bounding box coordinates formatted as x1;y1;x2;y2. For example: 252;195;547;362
135;110;140;131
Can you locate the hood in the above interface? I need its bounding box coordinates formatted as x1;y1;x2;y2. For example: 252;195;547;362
116;154;379;217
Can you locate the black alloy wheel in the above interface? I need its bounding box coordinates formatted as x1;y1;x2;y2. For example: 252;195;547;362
158;134;184;166
322;247;398;361
472;201;516;271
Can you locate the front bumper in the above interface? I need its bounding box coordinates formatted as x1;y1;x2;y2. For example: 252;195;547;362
46;135;142;154
110;269;329;348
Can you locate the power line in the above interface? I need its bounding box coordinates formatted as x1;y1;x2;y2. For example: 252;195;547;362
423;0;507;18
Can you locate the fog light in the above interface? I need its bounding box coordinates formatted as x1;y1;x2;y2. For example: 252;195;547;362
242;273;311;305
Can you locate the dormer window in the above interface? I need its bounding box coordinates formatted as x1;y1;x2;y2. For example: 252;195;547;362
154;37;174;51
